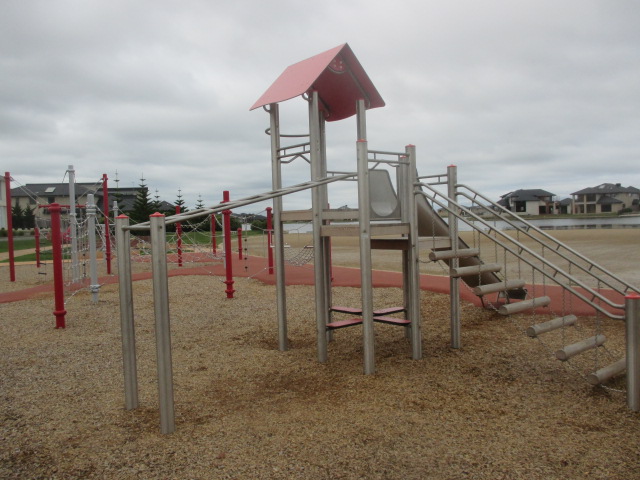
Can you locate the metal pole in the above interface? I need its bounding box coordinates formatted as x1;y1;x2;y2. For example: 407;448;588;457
222;191;235;298
266;207;274;274
447;165;461;349
149;212;175;434
237;228;243;260
35;226;41;268
49;203;66;329
86;194;100;304
626;292;640;412
211;214;217;255
406;145;422;359
269;103;288;351
310;92;329;363
175;205;183;267
102;174;112;274
115;215;138;410
67;165;80;283
5;172;15;282
356;99;375;374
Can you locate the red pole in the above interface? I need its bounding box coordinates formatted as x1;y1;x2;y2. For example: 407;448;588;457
176;205;183;267
49;203;66;329
35;227;41;268
237;228;243;260
210;214;217;255
5;172;15;282
102;174;112;274
222;191;234;298
266;207;273;274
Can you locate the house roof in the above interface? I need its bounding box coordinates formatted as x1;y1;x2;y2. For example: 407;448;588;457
499;189;555;202
250;43;385;122
11;183;143;205
597;196;623;205
571;183;640;195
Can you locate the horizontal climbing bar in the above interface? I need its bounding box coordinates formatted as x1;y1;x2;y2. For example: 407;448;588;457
472;279;526;297
450;263;502;278
428;248;480;262
556;334;607;362
586;358;626;385
526;314;577;338
498;296;551;315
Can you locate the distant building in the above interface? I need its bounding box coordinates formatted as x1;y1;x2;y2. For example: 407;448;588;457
497;189;556;215
571;183;640;214
10;182;144;225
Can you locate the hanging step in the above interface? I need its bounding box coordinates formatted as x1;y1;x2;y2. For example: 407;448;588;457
326;318;363;330
330;306;362;315
555;334;607;361
472;279;526;297
374;306;405;316
586;358;626;385
498;296;551;315
428;248;480;262
450;263;502;278
526;314;578;338
373;316;411;326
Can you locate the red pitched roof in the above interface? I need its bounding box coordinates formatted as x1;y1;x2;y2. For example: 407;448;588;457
250;43;385;122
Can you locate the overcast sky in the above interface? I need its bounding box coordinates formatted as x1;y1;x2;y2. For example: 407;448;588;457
2;0;638;215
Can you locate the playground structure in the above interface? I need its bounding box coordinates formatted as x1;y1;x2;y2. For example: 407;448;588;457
111;44;640;434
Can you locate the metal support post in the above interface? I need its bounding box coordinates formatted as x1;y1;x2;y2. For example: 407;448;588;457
310;92;329;362
175;205;183;267
67;165;80;283
447;165;461;349
222;191;235;298
86;194;100;304
115;215;138;410
266;207;274;274
5;172;15;282
269;104;288;350
102;174;112;274
237;228;243;260
49;203;66;329
406;145;422;359
627;293;640;412
357;136;375;374
149;213;175;434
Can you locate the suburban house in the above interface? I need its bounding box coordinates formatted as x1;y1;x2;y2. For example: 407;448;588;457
10;182;144;225
497;189;556;215
571;183;640;214
0;175;6;229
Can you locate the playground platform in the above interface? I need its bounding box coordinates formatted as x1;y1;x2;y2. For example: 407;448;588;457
0;254;626;318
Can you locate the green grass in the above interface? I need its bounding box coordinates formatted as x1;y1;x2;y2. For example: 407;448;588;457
0;237;52;253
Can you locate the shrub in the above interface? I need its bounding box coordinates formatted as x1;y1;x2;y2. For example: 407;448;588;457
0;228;6;238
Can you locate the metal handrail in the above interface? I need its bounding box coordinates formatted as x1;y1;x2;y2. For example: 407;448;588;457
417;183;626;319
456;184;638;297
126;173;356;231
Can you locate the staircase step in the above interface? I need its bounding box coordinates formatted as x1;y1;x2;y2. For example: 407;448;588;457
450;263;502;278
373;306;405;316
326;318;363;330
373;316;411;326
331;306;362;315
586;358;626;385
498;296;551;315
556;334;607;361
526;314;578;338
472;279;526;297
428;248;480;262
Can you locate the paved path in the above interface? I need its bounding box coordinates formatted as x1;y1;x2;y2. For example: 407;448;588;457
0;255;628;318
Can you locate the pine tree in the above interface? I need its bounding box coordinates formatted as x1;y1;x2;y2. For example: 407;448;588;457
150;189;163;213
195;195;205;210
130;176;153;223
12;200;24;230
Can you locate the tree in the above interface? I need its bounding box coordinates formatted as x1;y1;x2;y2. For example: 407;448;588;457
174;188;188;213
150;189;163;213
195;195;205;210
129;176;153;223
23;205;36;230
11;200;24;230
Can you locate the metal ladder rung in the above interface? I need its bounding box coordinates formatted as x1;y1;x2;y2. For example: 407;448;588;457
497;296;551;315
450;263;501;278
428;248;480;262
556;334;607;362
472;279;526;297
526;314;577;338
586;358;626;385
